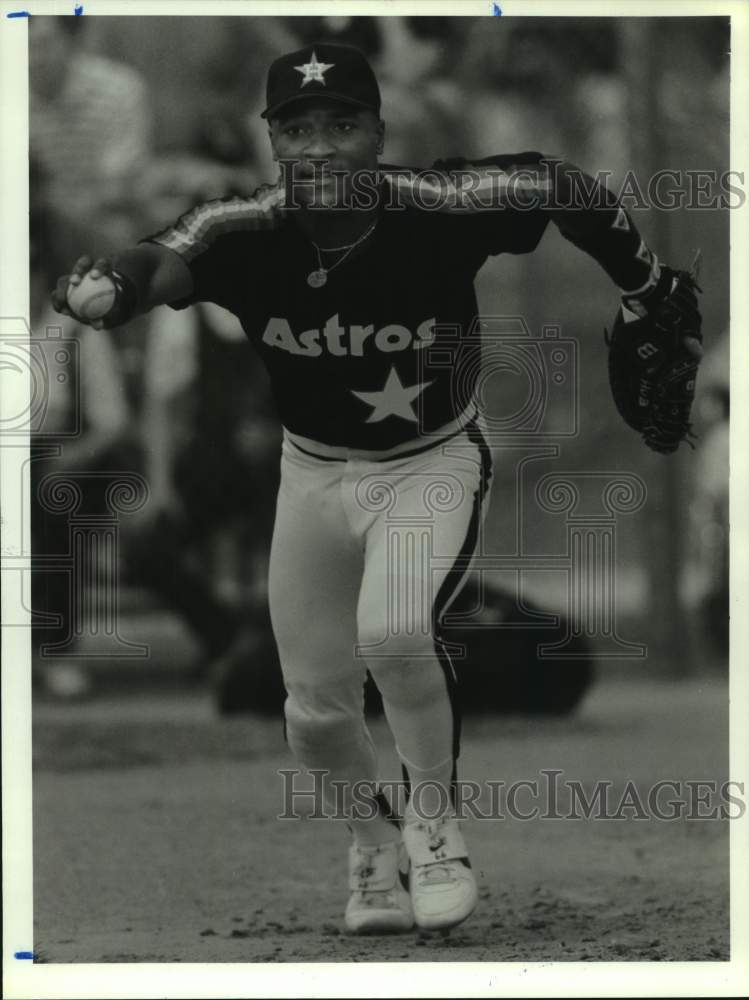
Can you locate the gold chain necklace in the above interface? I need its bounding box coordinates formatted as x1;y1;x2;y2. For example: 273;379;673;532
307;219;379;289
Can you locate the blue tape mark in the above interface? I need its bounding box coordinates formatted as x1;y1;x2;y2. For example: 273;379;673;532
14;951;35;960
492;2;502;13
6;3;82;15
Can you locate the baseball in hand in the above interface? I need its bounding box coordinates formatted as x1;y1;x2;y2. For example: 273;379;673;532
67;273;117;322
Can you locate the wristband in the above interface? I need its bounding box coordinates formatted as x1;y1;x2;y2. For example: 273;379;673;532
621;261;671;320
102;269;139;328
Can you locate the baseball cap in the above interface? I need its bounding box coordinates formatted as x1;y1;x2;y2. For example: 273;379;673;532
261;43;381;120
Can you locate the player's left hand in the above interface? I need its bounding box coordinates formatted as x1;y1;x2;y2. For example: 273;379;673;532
606;255;704;454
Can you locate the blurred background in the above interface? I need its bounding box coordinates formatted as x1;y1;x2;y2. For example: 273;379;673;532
28;14;730;711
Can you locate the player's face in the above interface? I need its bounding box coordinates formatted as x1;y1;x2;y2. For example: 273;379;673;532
270;101;384;208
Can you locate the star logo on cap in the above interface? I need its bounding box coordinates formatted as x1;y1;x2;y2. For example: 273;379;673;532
351;366;433;424
294;50;335;87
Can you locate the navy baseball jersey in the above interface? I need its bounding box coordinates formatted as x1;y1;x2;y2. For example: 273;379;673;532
144;155;552;451
145;153;654;451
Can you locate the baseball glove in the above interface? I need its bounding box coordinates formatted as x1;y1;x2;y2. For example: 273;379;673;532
605;253;703;454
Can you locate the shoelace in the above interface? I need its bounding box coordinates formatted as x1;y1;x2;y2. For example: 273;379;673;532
415;864;458;886
408;822;460;884
354;863;375;883
356;889;399;908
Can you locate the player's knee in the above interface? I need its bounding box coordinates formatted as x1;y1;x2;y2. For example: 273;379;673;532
366;654;449;709
283;678;363;753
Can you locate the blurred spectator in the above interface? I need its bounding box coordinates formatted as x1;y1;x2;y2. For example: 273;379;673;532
374;18;466;163
32;290;282;698
290;14;382;57
31;307;139;698
29;5;151;692
85;15;297;181
29;16;152;234
124;301;281;692
139;152;259;233
455;19;600;159
110;158;282;692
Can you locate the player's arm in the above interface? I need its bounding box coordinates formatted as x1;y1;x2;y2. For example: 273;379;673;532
530;156;663;310
419;152;676;311
51;243;193;330
442;153;705;453
515;156;703;351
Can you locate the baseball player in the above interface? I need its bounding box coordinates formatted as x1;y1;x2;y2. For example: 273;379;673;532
52;43;702;934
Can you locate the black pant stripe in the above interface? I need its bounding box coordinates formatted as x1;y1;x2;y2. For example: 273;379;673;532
402;419;493;804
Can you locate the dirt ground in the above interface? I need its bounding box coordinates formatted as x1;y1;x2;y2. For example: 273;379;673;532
31;673;730;964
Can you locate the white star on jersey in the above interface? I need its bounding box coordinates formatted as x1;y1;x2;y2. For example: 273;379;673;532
294;51;335;87
351;366;433;424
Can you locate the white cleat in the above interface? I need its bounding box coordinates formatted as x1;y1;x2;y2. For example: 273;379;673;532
344;840;414;935
402;815;478;931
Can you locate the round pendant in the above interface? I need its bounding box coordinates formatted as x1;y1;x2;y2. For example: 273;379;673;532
307;269;327;289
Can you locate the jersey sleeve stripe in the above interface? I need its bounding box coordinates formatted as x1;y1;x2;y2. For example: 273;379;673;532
383;166;552;212
148;186;285;261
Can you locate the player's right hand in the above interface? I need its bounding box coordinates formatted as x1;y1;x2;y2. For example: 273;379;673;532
51;254;115;329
